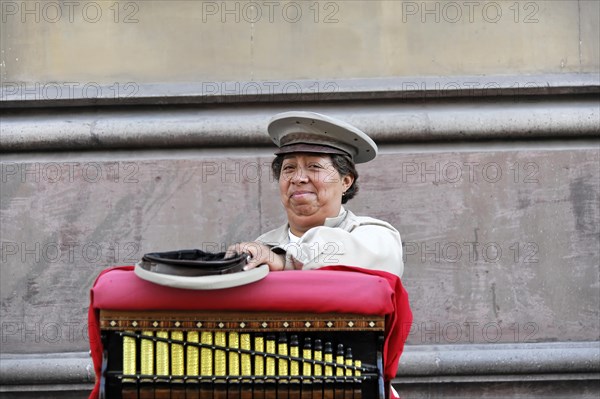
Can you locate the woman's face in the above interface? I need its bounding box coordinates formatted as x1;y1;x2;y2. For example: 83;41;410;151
279;153;353;231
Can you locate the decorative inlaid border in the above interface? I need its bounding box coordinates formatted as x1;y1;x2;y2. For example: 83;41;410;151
100;310;385;332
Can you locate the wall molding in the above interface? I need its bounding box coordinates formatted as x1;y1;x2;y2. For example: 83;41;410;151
1;342;598;392
1;73;598;108
396;341;600;382
1;95;599;152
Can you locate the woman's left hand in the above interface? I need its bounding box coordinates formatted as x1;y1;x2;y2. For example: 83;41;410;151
226;242;285;271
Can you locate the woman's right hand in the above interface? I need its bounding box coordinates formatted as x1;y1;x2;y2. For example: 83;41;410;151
226;242;285;271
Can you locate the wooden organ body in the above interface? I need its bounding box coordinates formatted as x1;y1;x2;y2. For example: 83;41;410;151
100;311;386;398
88;267;410;399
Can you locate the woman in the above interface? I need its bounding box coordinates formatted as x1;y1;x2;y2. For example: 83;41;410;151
228;111;404;277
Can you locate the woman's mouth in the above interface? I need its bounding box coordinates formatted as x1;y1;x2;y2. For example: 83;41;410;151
290;191;314;199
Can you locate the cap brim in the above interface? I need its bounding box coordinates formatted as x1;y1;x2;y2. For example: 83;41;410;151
274;143;350;157
134;262;269;290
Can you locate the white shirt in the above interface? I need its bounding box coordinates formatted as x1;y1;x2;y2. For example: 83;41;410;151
256;207;404;277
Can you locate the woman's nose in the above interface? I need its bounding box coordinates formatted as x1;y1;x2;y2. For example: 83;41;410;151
290;167;309;184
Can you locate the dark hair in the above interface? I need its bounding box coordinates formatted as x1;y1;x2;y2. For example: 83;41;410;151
271;153;359;204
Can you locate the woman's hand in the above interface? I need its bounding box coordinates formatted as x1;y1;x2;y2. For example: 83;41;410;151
226;242;285;271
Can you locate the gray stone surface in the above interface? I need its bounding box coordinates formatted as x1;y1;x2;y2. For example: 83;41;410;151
1;1;598;83
397;342;600;376
1;73;598;107
2;342;597;384
1;141;598;354
393;379;600;399
0;352;94;384
1;0;598;396
1;97;599;151
1;343;598;398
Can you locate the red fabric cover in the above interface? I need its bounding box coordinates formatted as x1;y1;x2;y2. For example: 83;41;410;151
322;266;413;385
88;266;412;399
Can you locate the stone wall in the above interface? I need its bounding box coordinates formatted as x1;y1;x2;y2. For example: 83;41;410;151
1;0;599;397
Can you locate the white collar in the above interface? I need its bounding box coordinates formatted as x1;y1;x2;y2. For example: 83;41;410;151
287;229;301;243
323;206;347;227
287;206;347;241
